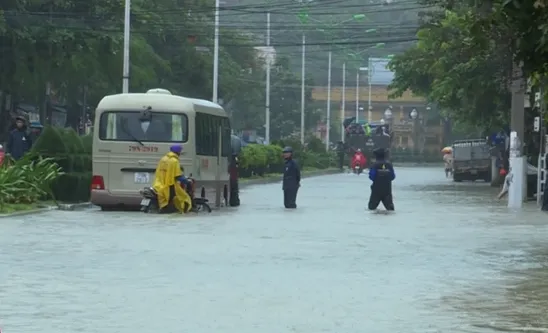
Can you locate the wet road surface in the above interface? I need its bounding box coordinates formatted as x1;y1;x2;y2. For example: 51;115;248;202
1;167;548;332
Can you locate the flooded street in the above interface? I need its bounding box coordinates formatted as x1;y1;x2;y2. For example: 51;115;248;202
1;167;548;332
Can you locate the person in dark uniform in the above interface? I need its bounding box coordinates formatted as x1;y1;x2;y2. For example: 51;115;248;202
6;116;32;161
368;148;396;211
282;146;301;208
229;135;242;207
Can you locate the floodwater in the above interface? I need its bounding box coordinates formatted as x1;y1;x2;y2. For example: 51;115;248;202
1;167;547;332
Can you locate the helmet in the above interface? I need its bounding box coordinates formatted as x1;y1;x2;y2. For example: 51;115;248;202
170;145;183;154
282;146;293;153
15;115;26;122
356;148;361;152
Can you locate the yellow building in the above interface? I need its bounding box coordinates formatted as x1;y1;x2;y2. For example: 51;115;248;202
312;85;444;151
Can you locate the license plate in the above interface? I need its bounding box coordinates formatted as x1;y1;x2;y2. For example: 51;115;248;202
134;172;150;184
470;170;477;175
140;198;150;206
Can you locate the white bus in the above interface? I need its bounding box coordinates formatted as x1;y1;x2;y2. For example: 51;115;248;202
91;88;231;211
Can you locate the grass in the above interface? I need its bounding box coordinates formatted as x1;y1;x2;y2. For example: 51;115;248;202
0;203;40;214
0;201;55;214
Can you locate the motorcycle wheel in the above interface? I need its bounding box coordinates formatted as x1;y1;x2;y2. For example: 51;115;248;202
195;203;212;213
143;202;159;213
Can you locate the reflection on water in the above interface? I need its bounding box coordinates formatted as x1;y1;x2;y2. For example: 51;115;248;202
0;167;548;332
400;168;548;332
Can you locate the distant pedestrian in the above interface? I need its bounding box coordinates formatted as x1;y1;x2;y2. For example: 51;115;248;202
6;116;32;160
282;146;300;209
336;141;345;170
443;152;453;178
497;168;512;200
368;148;396;211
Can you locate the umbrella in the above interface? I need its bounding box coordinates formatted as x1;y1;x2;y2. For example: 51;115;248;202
441;146;452;153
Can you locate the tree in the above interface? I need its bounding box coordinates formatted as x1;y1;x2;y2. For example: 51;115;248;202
268;57;315;140
387;8;512;131
0;0;262;132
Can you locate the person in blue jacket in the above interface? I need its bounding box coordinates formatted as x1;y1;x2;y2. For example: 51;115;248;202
368;148;396;211
6;116;32;160
282;146;301;209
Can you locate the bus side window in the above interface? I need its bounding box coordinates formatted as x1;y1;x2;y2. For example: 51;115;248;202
196;113;206;155
196;113;230;156
196;113;215;155
211;116;220;156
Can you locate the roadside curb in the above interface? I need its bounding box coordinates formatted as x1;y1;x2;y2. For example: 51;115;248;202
0;202;93;218
0;206;57;219
57;202;94;211
240;168;341;187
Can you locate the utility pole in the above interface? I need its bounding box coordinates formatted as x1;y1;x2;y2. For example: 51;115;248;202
341;62;346;142
300;33;306;145
325;50;332;151
122;0;131;93
536;85;544;206
508;61;526;208
212;0;220;103
368;57;372;123
265;11;271;144
355;71;360;122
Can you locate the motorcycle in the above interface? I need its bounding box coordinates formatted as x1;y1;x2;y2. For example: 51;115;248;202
353;165;363;175
140;175;212;213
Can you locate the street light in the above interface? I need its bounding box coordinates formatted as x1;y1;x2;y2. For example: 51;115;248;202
297;11;363;145
366;53;394;123
410;108;419;154
265;12;271;144
307;13;367;150
384;107;393;119
122;0;131;93
410;108;418;119
212;0;220;103
356;67;368;122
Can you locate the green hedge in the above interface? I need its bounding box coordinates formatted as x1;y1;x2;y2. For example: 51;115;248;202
239;137;337;178
32;126;92;203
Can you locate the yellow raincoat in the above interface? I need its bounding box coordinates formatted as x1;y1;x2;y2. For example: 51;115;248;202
152;152;192;213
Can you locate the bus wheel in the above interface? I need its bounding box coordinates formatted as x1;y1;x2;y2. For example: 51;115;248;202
223;185;228;206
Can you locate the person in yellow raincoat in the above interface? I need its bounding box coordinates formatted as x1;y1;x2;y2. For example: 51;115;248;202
153;145;193;213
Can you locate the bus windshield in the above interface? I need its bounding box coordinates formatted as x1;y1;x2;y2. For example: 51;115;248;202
98;111;188;143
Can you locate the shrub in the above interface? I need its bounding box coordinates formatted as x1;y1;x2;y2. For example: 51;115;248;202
32;127;92;202
0;154;63;207
237;142;336;177
32;126;72;171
